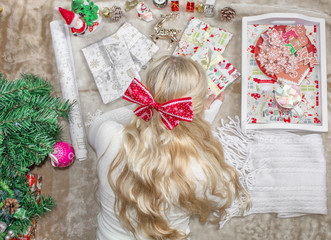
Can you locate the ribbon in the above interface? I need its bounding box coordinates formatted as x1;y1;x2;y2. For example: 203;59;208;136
194;48;225;95
180;26;213;49
199;48;224;70
97;42;124;92
123;78;193;130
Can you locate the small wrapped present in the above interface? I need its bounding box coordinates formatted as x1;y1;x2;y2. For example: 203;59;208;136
83;23;159;104
171;1;179;11
26;174;42;203
173;17;232;57
192;47;240;95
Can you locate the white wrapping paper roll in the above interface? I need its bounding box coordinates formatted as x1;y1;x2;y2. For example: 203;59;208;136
50;20;88;161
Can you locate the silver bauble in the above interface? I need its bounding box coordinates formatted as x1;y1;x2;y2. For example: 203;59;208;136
8;229;14;236
0;221;7;233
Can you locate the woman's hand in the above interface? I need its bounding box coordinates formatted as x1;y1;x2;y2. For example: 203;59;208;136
204;91;225;110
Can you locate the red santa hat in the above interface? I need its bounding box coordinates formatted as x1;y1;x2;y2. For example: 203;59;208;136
140;3;147;11
55;7;80;28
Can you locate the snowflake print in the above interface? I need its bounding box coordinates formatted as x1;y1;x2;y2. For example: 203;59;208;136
90;59;100;68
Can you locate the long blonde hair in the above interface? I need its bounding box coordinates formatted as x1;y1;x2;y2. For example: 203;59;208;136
108;56;248;239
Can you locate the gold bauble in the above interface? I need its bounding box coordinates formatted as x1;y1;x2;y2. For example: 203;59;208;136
196;2;204;13
101;7;111;18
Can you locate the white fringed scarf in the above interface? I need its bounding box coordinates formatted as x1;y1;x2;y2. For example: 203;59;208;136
214;116;327;228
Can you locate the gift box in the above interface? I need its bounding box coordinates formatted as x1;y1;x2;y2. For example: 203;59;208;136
82;22;159;104
241;13;327;132
186;1;195;12
171;1;179;11
173;17;232;57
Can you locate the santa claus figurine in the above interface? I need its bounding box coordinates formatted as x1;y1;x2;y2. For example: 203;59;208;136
136;2;153;22
56;7;87;36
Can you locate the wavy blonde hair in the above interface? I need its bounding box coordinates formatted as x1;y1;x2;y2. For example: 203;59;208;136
108;56;249;239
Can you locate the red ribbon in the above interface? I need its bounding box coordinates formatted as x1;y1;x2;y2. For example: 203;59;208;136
123;78;193;130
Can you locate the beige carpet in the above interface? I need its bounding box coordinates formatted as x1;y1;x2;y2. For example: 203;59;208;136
0;0;330;239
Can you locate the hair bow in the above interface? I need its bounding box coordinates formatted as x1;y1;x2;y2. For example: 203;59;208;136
123;78;193;130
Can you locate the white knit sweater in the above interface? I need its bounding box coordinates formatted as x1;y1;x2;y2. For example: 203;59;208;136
88;101;224;240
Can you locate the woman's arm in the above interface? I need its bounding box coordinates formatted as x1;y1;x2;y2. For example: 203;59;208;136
203;91;225;123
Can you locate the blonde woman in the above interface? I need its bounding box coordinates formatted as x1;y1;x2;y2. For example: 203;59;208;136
88;56;248;240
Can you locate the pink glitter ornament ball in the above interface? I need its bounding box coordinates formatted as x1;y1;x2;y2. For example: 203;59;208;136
49;142;75;168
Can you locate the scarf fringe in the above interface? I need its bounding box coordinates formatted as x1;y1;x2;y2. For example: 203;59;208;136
214;116;253;228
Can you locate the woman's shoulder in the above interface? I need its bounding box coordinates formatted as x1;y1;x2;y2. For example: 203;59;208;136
88;105;135;153
90;120;125;158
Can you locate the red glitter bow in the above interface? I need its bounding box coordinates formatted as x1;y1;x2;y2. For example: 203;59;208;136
123;78;193;130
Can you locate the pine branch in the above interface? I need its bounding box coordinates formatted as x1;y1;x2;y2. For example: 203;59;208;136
0;74;52;106
0;73;71;237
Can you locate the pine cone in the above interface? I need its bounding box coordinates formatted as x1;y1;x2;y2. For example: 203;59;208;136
220;7;236;22
2;198;19;215
110;6;122;22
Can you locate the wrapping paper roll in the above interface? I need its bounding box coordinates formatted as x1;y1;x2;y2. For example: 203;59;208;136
50;20;88;161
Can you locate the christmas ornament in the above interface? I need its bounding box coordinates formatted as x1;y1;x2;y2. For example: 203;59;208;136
196;2;205;13
2;198;19;215
101;7;111;18
125;0;139;12
136;2;153;22
7;230;14;237
171;1;179;11
101;6;123;21
220;7;236;22
49;142;75;168
186;0;195;12
56;7;87;36
109;6;123;21
5;230;15;240
153;0;168;8
204;0;216;17
71;0;99;26
151;13;180;49
56;6;102;36
0;221;7;233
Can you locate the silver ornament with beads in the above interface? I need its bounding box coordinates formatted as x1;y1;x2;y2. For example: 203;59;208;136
0;221;7;233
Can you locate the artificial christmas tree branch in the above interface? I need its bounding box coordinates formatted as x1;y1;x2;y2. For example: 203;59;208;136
0;73;71;239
